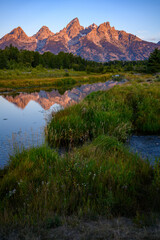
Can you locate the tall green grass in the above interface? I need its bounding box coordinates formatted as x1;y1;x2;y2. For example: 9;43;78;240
0;68;86;80
47;82;160;148
0;136;160;225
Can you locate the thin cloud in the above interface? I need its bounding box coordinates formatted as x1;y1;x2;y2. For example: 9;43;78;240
136;30;160;43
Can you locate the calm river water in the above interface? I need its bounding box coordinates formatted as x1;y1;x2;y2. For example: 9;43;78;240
0;96;62;168
0;80;160;168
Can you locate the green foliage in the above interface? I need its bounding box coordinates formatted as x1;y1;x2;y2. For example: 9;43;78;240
1;45;159;74
0;50;8;69
0;45;104;72
0;136;160;224
103;60;148;73
147;48;160;73
47;83;160;148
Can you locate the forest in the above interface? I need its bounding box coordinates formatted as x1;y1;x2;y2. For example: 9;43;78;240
0;45;160;73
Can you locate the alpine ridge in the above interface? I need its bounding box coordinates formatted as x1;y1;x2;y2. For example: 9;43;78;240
0;18;159;62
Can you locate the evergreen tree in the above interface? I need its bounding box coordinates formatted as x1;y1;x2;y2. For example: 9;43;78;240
147;48;160;73
0;50;8;69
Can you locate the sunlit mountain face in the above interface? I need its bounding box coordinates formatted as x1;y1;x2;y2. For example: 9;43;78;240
0;18;159;62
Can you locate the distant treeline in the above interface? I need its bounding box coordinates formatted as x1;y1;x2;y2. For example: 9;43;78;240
0;45;160;73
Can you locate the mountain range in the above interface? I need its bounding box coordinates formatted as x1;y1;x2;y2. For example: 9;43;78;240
0;18;159;62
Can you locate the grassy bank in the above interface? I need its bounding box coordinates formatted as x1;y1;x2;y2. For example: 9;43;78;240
0;81;160;239
0;136;160;225
0;81;160;233
0;68;86;80
47;82;160;148
0;68;159;94
0;69;114;93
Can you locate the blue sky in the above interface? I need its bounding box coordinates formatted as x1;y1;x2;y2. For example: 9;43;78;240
1;0;160;42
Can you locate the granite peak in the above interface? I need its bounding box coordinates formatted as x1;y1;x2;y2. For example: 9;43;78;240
0;18;159;62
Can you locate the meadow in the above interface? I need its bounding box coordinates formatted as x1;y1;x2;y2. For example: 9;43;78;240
0;68;113;94
0;67;159;94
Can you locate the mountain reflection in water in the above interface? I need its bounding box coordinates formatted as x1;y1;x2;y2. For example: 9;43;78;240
4;81;119;110
0;81;121;167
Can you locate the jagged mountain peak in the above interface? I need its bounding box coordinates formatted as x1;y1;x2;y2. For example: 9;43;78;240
34;26;54;40
0;18;159;61
11;26;23;33
88;23;98;30
98;21;111;31
105;21;111;28
66;17;84;38
66;18;80;29
38;26;51;32
40;26;49;29
9;26;28;39
0;26;37;51
91;23;98;28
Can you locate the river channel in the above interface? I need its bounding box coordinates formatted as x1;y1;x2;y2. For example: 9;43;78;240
0;80;121;168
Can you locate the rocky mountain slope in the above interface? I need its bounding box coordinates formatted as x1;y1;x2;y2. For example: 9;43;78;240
0;18;159;61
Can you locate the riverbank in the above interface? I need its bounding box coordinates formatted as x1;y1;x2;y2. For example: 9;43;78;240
0;69;112;94
0;69;159;94
0;81;160;238
47;81;160;147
